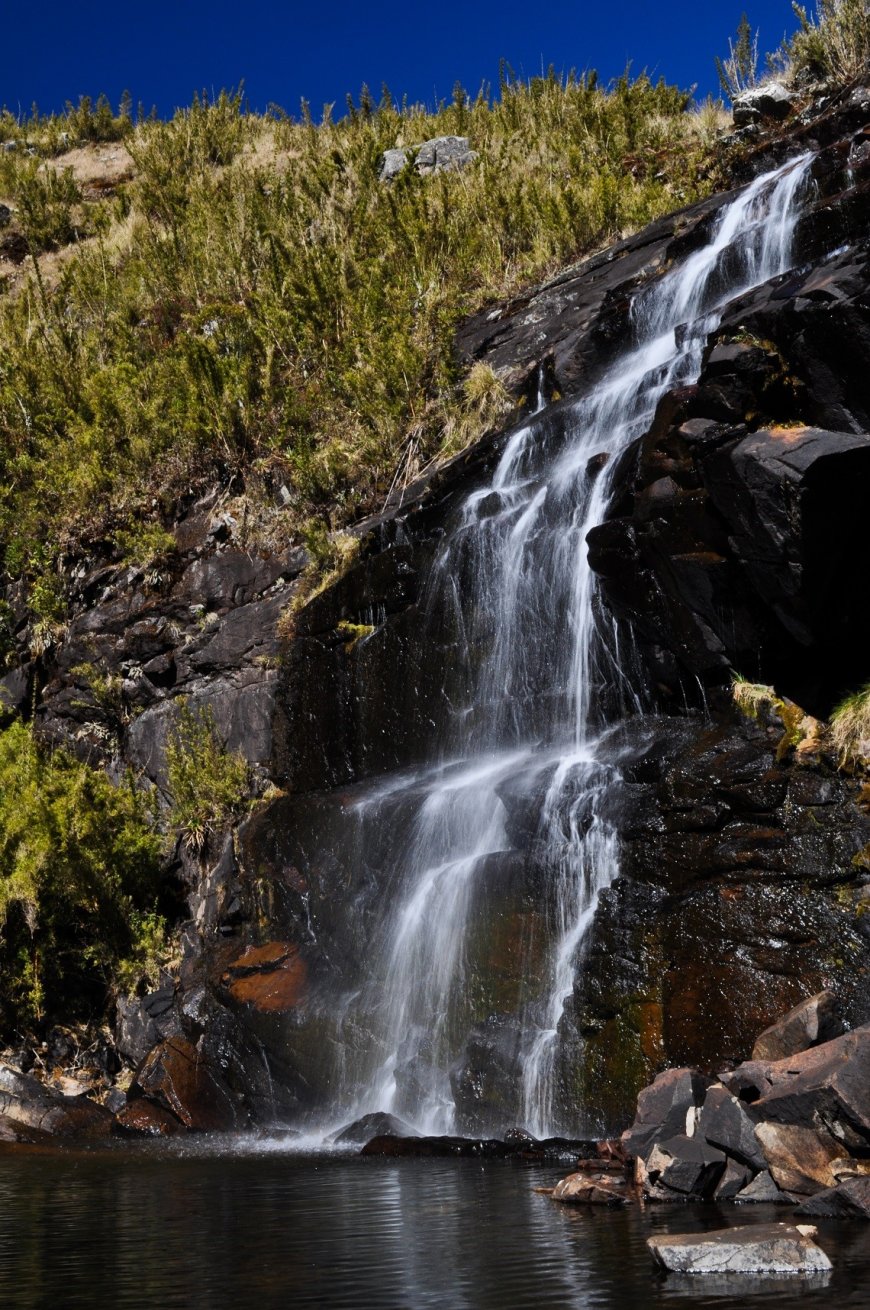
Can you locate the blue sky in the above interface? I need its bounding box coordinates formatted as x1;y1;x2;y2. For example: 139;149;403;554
2;2;802;120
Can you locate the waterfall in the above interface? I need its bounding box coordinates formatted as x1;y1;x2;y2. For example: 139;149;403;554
314;153;812;1140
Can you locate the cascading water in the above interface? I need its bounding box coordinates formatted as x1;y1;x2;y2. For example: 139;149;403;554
312;153;813;1140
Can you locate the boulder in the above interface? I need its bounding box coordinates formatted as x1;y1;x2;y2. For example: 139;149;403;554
330;1112;418;1146
698;1083;767;1170
551;1171;631;1206
754;1121;842;1195
621;1067;712;1158
116;984;180;1066
643;1133;726;1198
746;1026;870;1153
0;203;11;228
0;1065;112;1140
752;991;844;1061
415;136;476;175
114;1099;182;1136
647;1223;830;1275
132;1036;242;1132
796;1177;870;1219
732;83;795;128
0;1112;54;1147
378;147;410;182
378;135;476;182
713;1159;753;1201
734;1170;792;1204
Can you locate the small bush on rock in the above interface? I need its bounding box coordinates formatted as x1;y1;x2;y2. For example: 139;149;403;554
165;702;251;850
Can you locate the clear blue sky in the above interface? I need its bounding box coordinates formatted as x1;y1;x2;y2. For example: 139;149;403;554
2;2;802;120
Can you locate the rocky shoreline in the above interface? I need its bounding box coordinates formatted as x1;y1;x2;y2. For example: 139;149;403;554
548;991;870;1223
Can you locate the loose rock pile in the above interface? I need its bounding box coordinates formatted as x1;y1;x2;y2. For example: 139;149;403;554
552;991;870;1219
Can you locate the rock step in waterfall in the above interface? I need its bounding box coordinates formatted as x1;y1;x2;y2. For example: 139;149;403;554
304;152;815;1142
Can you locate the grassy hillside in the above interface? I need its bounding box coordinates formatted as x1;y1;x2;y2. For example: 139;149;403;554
0;73;722;613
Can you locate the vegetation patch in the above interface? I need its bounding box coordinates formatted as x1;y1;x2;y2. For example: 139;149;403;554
0;720;166;1033
166;701;252;850
731;675;821;761
831;683;870;767
0;76;721;596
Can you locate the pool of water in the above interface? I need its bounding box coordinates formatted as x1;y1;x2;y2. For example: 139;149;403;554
1;1142;868;1308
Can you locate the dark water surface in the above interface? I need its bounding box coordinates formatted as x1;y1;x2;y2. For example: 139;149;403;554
1;1143;869;1308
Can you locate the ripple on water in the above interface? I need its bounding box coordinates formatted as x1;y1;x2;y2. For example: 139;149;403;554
0;1151;869;1309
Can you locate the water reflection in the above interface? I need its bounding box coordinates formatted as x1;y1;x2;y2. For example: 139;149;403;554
0;1151;867;1309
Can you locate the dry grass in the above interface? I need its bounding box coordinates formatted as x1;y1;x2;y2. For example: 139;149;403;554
831;685;870;766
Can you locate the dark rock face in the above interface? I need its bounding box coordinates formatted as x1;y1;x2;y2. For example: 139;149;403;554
587;238;870;715
564;713;870;1128
2;86;868;1142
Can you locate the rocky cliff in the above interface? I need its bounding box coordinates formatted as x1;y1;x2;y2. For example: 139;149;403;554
3;81;870;1138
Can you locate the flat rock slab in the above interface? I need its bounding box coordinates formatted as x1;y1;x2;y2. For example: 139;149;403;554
648;1223;831;1275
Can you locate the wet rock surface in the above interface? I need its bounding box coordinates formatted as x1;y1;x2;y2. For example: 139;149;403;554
1;84;869;1141
647;1223;831;1275
131;1036;243;1132
752;990;844;1061
620;1007;870;1214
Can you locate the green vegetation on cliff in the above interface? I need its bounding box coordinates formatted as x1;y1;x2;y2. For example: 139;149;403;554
0;720;166;1030
0;73;720;603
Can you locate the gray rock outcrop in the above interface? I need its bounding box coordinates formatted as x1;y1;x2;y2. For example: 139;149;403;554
378;135;476;181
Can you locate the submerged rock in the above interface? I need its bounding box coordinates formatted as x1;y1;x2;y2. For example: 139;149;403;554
647;1223;831;1275
551;1171;631;1206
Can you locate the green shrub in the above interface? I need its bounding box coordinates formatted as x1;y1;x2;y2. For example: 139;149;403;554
787;0;870;82
2;158;82;251
0;720;164;1032
165;702;251;849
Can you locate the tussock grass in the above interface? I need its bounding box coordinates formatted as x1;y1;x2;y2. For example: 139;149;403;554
787;0;870;84
831;684;870;765
0;75;719;598
731;675;820;760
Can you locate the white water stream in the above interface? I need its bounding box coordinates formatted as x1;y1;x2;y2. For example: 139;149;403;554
317;154;812;1139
